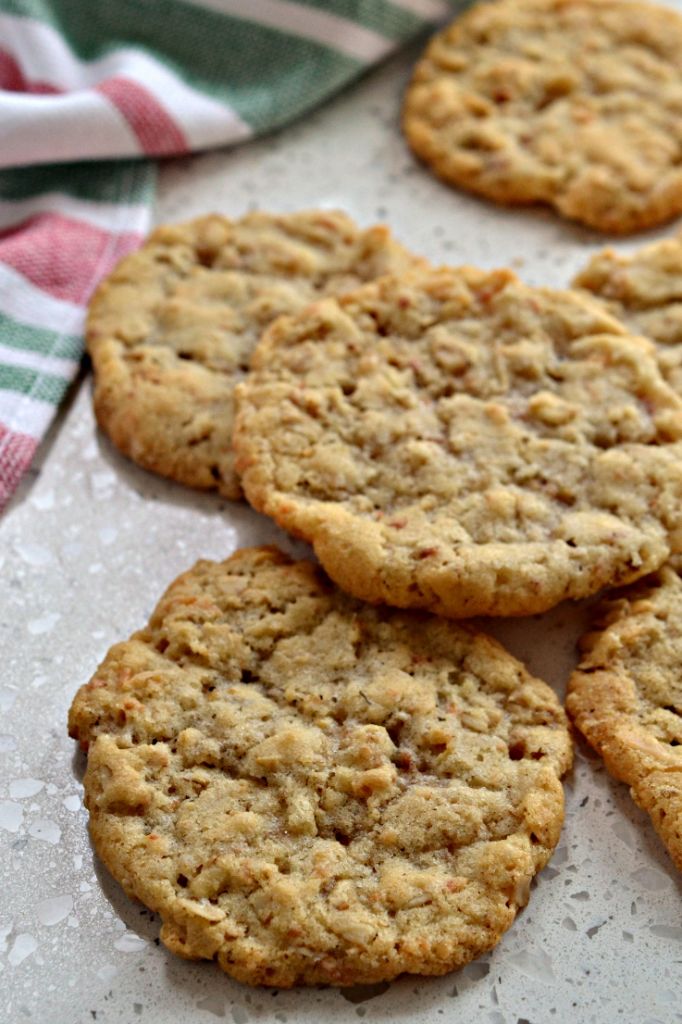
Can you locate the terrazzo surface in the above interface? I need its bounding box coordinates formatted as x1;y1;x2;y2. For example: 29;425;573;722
3;26;682;1024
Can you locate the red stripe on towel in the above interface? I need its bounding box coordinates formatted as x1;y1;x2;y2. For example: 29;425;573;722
0;48;61;94
97;76;189;156
0;424;38;511
0;212;142;304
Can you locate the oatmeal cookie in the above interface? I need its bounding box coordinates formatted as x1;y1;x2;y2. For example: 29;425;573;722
403;0;682;234
567;560;682;871
87;211;422;499
68;547;571;987
574;236;682;392
233;266;682;618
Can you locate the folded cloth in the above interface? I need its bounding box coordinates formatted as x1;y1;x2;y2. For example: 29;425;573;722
0;0;462;511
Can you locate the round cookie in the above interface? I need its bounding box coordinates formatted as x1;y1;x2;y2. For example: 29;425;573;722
68;546;572;988
86;211;422;499
574;236;682;393
233;265;682;619
567;560;682;871
403;0;682;234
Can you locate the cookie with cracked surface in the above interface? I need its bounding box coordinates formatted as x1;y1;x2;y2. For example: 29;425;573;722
567;560;682;871
403;0;682;234
68;546;572;987
86;211;422;499
574;236;682;393
233;265;682;619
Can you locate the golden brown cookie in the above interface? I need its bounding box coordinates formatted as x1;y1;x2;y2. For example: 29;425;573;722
567;560;682;872
574;236;682;392
233;265;682;619
87;211;422;499
68;547;572;987
403;0;682;234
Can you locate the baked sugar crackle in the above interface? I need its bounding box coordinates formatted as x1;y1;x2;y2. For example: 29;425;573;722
68;547;571;987
234;266;682;619
574;235;682;393
403;0;682;234
567;561;682;871
86;211;422;499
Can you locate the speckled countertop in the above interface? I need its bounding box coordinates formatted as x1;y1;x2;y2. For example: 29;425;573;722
2;33;682;1024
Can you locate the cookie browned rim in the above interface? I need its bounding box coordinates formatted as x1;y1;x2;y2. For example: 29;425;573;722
567;561;682;872
574;236;682;394
68;547;571;987
403;0;682;234
234;265;682;618
86;210;422;499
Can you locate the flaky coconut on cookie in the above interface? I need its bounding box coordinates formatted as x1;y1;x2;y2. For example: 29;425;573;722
233;266;682;619
68;547;571;988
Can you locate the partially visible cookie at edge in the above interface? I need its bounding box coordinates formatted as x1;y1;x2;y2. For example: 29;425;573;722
86;211;423;499
233;265;682;619
574;236;682;392
403;0;682;234
567;560;682;871
68;546;572;987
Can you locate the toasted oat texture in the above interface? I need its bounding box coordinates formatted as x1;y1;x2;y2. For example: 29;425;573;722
567;561;682;871
68;547;571;987
233;266;682;619
87;211;421;499
403;0;682;234
574;237;682;393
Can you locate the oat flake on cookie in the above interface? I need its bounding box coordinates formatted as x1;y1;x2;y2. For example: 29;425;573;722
234;265;682;618
568;558;682;871
86;211;422;499
68;547;571;987
574;235;682;393
403;0;682;234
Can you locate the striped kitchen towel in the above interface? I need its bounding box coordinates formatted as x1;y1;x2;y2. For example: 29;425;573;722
0;0;463;511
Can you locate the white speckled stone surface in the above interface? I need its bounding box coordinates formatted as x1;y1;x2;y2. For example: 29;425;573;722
3;32;682;1024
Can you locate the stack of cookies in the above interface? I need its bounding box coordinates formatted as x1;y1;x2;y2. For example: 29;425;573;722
68;0;682;991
